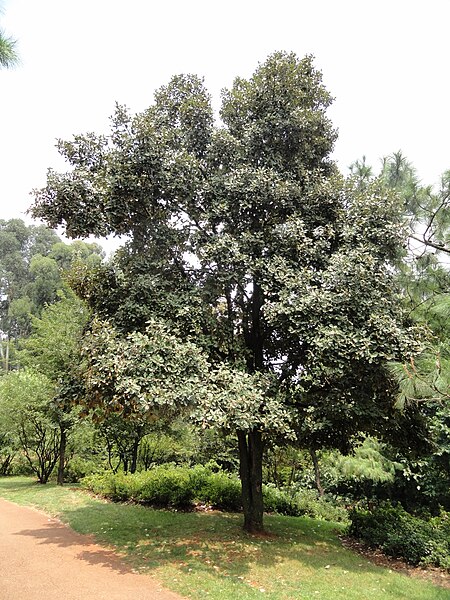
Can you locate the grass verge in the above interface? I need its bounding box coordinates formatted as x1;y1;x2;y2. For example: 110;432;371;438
0;477;448;600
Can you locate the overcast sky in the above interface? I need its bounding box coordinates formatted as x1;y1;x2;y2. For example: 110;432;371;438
1;0;449;249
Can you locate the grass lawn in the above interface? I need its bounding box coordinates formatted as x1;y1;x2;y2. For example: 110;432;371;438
0;476;448;600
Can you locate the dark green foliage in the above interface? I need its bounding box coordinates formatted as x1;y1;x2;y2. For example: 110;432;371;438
31;53;423;532
95;414;148;474
61;419;109;482
192;430;240;472
347;152;450;514
136;427;232;471
0;431;16;475
349;503;450;569
262;484;298;515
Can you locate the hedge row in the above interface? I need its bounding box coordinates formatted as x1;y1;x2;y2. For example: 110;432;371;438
349;503;450;570
82;465;241;510
82;464;348;522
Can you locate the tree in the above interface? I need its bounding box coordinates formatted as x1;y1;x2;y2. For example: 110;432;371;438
0;5;18;70
0;370;59;483
0;419;18;475
0;220;62;362
50;240;104;271
20;289;90;484
31;53;420;531
96;414;148;474
349;152;450;510
349;155;373;188
390;294;450;510
0;220;105;373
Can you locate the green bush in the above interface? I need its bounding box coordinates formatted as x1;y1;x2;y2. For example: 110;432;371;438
82;465;348;522
263;485;298;516
186;463;212;495
294;489;349;523
64;456;105;483
84;471;135;501
10;453;34;476
263;485;348;523
134;466;194;508
84;464;241;510
195;469;242;510
349;503;450;569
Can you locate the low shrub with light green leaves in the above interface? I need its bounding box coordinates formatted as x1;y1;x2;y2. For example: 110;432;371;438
191;466;242;510
84;466;193;507
83;464;348;522
134;465;194;507
85;471;135;502
263;484;298;515
263;484;348;522
83;464;239;510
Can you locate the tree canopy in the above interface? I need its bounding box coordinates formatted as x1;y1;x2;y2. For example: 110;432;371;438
30;52;422;531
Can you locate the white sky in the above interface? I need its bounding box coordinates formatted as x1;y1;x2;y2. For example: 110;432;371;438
1;0;450;251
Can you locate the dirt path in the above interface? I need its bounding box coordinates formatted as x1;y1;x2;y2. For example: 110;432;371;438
0;498;186;600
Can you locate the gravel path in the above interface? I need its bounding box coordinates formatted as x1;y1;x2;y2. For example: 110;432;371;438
0;498;185;600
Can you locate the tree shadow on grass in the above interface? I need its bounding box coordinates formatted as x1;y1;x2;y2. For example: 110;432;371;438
4;485;448;598
43;501;374;581
15;500;331;575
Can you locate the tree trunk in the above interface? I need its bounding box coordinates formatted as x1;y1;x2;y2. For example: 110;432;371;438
0;339;9;373
238;277;266;532
238;429;264;533
57;426;66;485
309;447;324;497
130;435;140;474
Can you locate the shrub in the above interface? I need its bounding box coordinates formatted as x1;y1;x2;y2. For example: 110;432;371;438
64;457;105;483
349;503;450;569
9;453;34;476
187;463;212;495
84;465;197;509
263;485;298;516
82;465;348;522
294;489;349;523
84;471;135;501
134;466;194;508
195;470;242;510
262;485;348;523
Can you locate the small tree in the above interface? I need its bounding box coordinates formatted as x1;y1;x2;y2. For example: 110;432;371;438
0;370;59;483
96;414;148;474
0;426;18;475
20;289;90;484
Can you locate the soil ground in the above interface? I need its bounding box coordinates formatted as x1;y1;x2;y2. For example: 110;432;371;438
0;498;185;600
